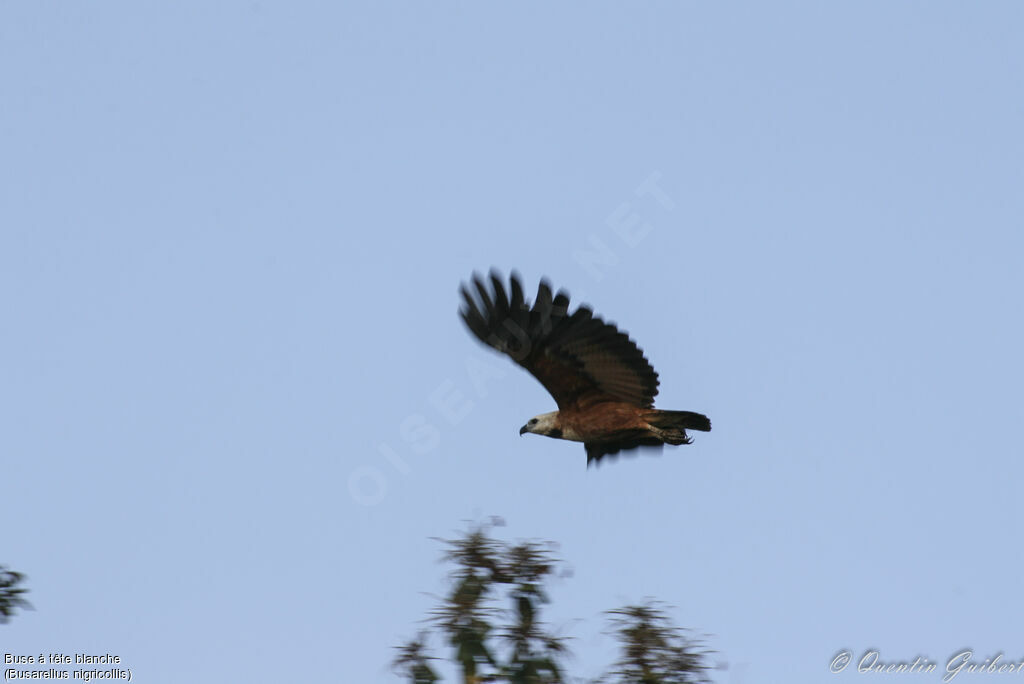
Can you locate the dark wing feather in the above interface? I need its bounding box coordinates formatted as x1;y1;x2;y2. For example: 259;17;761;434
459;270;659;409
585;437;664;467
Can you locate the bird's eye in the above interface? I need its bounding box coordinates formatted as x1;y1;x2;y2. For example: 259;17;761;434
529;419;537;425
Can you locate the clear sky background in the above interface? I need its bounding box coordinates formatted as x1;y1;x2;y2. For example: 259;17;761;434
2;3;1022;683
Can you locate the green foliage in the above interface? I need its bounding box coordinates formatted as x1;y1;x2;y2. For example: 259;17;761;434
432;524;505;680
0;565;31;624
392;634;441;684
424;518;567;683
395;521;716;684
602;602;712;684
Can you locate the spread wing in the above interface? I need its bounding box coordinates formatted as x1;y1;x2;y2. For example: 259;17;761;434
459;270;659;410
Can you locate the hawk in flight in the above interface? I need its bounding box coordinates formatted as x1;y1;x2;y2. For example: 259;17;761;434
459;271;710;466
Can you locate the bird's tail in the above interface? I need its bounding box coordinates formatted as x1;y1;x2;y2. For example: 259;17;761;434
645;409;712;445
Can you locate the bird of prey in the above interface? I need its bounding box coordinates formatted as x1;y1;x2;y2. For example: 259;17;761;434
459;270;711;466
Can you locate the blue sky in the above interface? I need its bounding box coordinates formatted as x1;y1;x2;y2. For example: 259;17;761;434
2;2;1022;682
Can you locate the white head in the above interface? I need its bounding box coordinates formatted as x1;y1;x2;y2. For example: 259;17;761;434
519;411;560;437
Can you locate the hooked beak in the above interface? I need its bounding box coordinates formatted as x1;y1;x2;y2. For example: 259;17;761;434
519;424;528;436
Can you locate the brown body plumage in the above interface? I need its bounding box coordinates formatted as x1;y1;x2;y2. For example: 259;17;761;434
459;270;711;466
